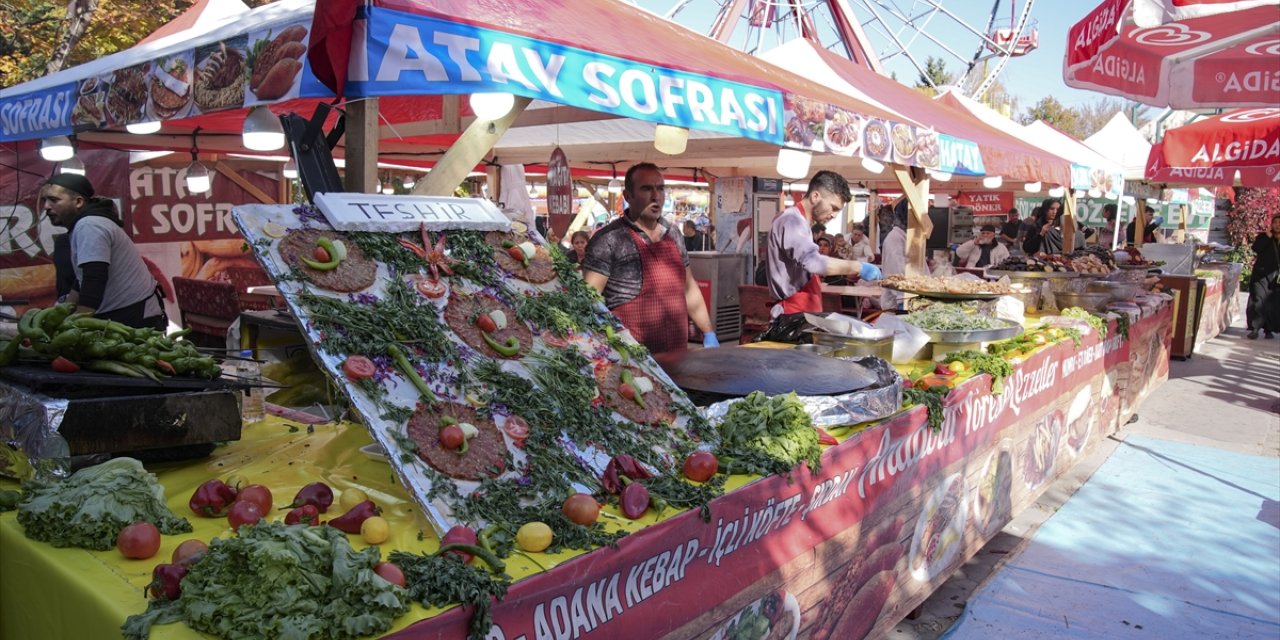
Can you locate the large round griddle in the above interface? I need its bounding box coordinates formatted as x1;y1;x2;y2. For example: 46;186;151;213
653;346;877;398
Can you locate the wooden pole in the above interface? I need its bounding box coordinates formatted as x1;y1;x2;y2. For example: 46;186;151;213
892;165;931;276
1062;191;1077;252
416;96;532;197
344;98;379;194
1176;203;1188;243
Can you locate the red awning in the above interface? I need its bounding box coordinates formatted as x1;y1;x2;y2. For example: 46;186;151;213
1145;107;1280;186
1064;0;1280;109
777;42;1072;186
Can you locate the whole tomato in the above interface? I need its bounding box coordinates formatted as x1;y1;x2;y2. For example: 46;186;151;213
117;522;162;559
235;484;273;514
227;500;263;532
171;539;209;566
682;451;718;483
562;493;600;526
439;424;465;450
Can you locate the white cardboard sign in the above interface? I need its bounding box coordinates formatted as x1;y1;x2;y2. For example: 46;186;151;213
313;193;512;232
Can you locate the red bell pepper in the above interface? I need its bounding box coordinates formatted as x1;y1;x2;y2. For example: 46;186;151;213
188;479;238;517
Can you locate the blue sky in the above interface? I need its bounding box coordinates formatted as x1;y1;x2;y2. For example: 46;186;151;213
635;0;1105;112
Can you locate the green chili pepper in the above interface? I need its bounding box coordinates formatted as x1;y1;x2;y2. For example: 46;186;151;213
387;343;438;403
301;236;343;270
434;543;506;574
481;332;522;357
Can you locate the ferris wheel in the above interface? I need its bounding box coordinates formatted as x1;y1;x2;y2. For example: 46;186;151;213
658;0;1039;101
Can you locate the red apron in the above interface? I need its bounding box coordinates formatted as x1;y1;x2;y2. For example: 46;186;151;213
780;274;824;314
778;201;825;314
611;226;689;353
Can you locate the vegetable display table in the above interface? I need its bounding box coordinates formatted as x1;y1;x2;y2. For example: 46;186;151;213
0;301;1173;640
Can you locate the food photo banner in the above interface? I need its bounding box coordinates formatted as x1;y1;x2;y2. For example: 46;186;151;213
0;18;327;141
351;7;785;144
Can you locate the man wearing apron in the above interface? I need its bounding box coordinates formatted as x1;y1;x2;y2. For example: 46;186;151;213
582;163;718;354
765;171;883;316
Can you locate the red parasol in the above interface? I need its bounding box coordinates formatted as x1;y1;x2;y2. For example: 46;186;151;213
1064;0;1280;109
1145;107;1280;186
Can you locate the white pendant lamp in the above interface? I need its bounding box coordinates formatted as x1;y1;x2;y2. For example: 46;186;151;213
1048;186;1065;197
654;125;689;155
982;175;1003;189
469;92;515;120
185;130;211;194
282;158;298;180
58;156;86;176
860;156;886;175
1087;187;1102;198
242;106;285;151
928;170;952;181
776;148;812;179
1024;181;1042;193
126;121;162;135
40;135;74;162
402;174;416;189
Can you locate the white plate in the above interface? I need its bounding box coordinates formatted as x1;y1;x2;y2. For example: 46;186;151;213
360;443;388;462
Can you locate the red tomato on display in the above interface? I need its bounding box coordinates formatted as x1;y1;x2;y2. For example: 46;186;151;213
415;277;447;299
562;493;600;526
171;539;209;566
117;522;162;559
618;383;637;400
507;246;526;262
235;484;273;514
373;562;406;587
474;314;497;333
682;451;718;482
502;415;530;442
227;501;263;532
342;355;377;380
312;246;331;262
440;424;466;450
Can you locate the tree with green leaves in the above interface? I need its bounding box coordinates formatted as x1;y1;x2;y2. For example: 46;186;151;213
914;56;952;95
1019;96;1081;137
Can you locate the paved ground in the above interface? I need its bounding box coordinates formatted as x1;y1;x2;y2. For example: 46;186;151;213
890;296;1280;639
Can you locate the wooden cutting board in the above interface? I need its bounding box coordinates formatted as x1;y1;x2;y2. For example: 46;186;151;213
653;345;877;398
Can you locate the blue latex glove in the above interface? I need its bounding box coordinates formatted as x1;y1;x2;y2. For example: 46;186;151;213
702;331;720;348
859;262;883;281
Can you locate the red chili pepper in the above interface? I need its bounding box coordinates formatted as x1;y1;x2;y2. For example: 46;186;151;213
601;454;653;494
326;500;381;534
284;504;321;526
188;479;238;517
50;356;80;373
154;359;176;376
147;563;189;601
282;482;334;513
816;428;839;446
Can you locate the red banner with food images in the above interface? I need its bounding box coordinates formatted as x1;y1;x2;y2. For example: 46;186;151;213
384;304;1172;640
953;191;1014;216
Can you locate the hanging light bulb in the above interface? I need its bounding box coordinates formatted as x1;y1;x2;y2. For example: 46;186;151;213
381;176;395;195
860;156;885;175
402;174;416;189
1073;189;1087;198
981;175;1003;189
928;169;952;181
282;158;298;179
607;178;623;194
58;156;86;176
776;148;812;179
126;121;162;135
242;106;285;151
185;128;212;194
1048;186;1066;197
469;92;515;120
654;124;689;155
1024;181;1042;193
40;135;74;162
528;183;540;198
1087;187;1102;198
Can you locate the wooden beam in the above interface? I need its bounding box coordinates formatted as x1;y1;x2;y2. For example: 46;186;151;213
345;98;379;193
212;161;275;204
1176;203;1188;243
1062;191;1077;251
416;96;533;196
893;165;931;276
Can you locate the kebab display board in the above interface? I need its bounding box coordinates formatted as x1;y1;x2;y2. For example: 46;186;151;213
232;202;712;535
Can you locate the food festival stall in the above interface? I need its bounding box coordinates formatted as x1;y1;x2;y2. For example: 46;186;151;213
1;1;1179;640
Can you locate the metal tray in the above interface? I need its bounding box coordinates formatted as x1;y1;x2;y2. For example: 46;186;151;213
881;284;1006;300
1116;263;1163;270
653;345;877;398
987;269;1080;280
912;319;1024;344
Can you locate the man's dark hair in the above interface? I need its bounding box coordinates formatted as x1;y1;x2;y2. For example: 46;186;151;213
624;162;661;194
1102;203;1117;219
811;222;826;235
980;224;996;233
806;170;852;203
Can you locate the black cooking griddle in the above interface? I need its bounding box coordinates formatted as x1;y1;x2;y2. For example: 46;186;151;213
0;364;244;399
653;345;877;402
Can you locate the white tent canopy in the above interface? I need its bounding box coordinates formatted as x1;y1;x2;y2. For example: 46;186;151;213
1085;113;1153;182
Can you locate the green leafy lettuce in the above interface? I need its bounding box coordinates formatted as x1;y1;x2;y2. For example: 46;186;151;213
17;457;191;550
123;522;408;640
715;392;822;478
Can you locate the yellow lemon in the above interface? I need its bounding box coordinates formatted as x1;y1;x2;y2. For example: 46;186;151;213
340;488;369;511
360;516;390;545
516;521;553;553
262;222;287;238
